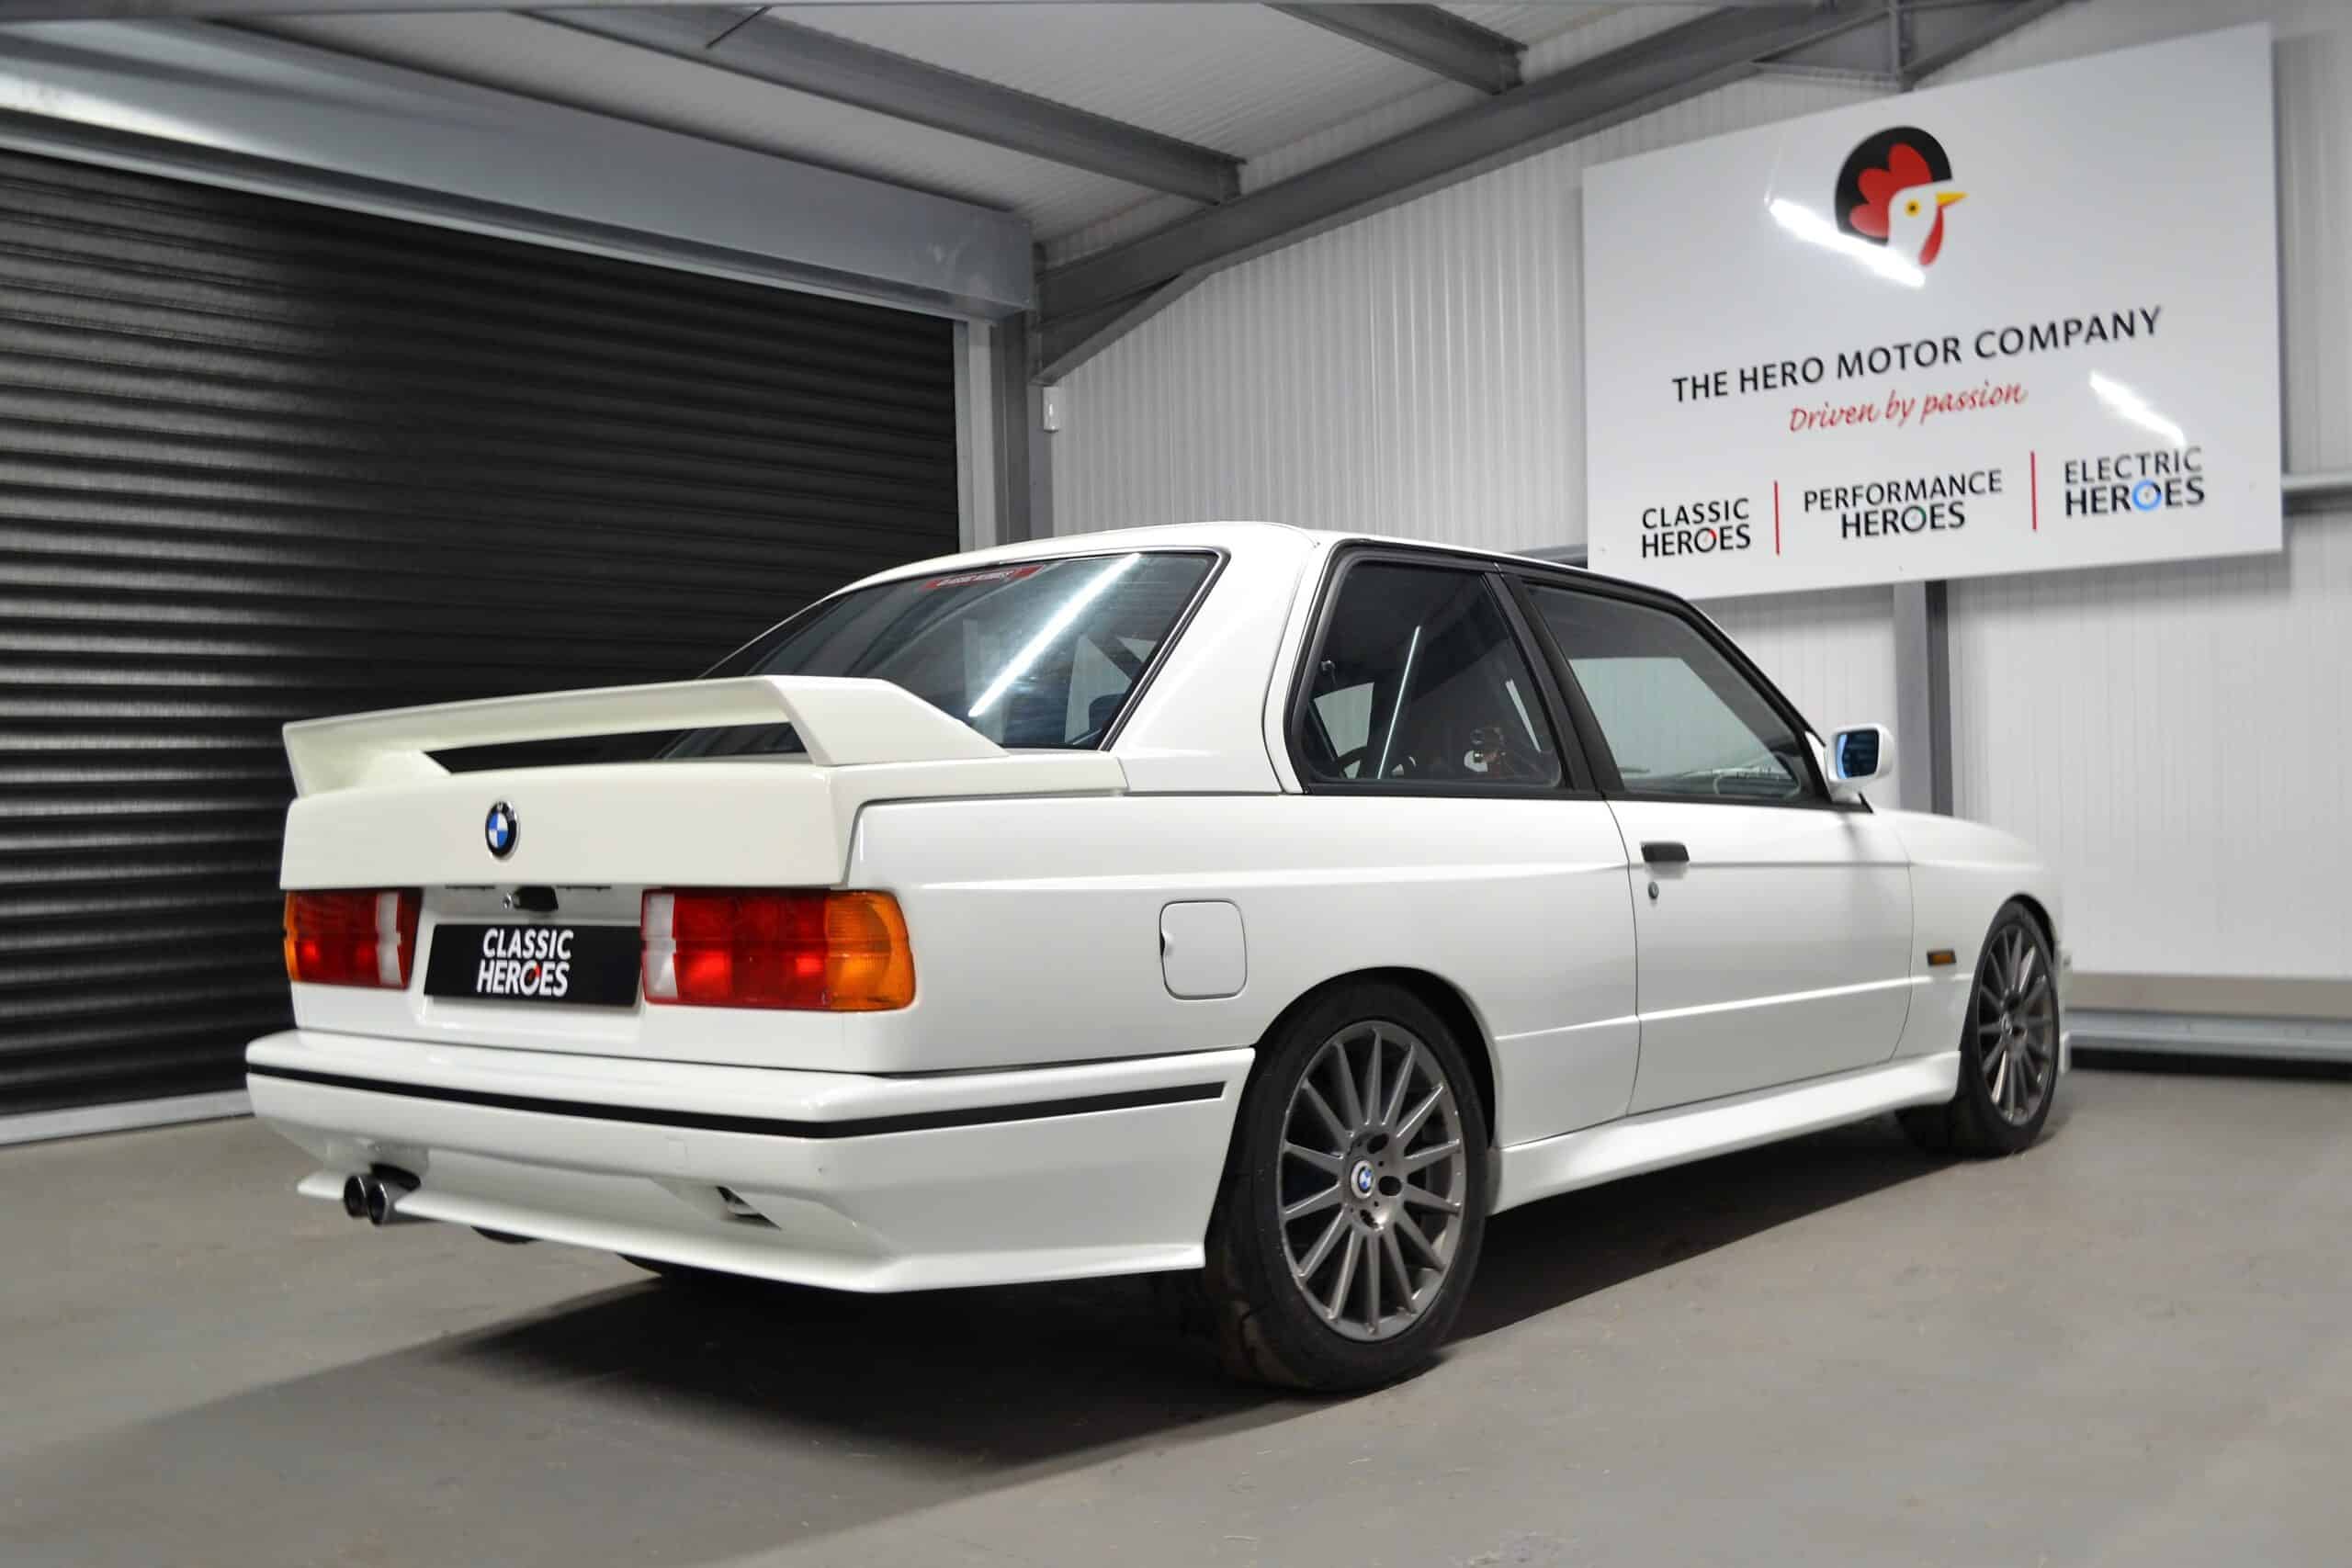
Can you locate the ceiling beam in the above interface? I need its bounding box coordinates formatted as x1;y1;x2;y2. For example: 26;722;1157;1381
1899;0;2072;85
0;0;756;17
1762;2;1905;84
540;7;1241;206
1268;5;1521;96
1039;3;1873;333
0;17;1032;313
1038;273;1211;385
0;0;1829;13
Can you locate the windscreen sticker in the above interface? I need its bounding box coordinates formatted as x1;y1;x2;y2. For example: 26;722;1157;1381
923;564;1043;590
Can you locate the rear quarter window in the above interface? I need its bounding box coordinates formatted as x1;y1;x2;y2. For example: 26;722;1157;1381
672;550;1216;758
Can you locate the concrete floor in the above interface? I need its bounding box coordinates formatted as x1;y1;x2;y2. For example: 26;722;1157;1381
3;1067;2348;1568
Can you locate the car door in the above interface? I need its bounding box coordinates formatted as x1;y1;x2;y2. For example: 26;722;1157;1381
1517;579;1915;1113
1285;553;1640;1145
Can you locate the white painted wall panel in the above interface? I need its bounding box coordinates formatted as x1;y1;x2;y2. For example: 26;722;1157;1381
1049;69;1904;807
1950;510;2352;978
1933;0;2352;982
1703;587;1901;743
1050;73;1880;547
1053;0;2351;989
1928;0;2352;470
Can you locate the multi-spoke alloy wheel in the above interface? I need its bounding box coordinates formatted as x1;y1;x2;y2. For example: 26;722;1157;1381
1277;1021;1469;1342
1900;900;2061;1156
1197;980;1488;1392
1975;922;2056;1125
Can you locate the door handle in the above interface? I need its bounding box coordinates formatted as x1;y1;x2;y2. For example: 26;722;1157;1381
1641;840;1690;865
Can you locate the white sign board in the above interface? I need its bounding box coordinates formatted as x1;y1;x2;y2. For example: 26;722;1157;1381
1582;26;2281;599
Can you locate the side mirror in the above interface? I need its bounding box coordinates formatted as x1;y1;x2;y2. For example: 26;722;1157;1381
1828;723;1894;788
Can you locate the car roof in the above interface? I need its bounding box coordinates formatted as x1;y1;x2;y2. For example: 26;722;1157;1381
837;520;1643;596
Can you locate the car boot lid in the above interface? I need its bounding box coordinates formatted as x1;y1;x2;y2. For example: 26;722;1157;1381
279;676;1125;889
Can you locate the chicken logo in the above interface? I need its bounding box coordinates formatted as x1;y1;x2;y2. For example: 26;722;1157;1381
1835;127;1967;268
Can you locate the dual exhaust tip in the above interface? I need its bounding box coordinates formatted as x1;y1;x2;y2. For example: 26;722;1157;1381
341;1168;420;1227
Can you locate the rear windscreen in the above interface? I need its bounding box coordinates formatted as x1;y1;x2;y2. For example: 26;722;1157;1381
668;550;1217;759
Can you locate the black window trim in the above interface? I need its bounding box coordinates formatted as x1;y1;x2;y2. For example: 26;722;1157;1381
1283;544;1603;801
1102;547;1228;749
1503;567;1870;815
694;545;1228;755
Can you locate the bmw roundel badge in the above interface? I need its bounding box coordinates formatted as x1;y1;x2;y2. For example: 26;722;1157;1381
484;801;518;859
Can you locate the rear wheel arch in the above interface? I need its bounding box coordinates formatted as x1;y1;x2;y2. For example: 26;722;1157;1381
1248;966;1498;1147
1194;968;1495;1389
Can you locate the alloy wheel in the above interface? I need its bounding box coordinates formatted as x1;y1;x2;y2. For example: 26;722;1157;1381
1276;1021;1470;1342
1975;925;2056;1124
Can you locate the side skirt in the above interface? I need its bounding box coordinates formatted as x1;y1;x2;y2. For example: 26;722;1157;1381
1493;1051;1961;1213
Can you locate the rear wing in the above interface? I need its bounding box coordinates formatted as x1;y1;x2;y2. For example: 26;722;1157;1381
282;676;1003;795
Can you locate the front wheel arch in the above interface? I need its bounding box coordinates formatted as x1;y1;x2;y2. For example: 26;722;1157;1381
2008;891;2059;958
1901;897;2059;1156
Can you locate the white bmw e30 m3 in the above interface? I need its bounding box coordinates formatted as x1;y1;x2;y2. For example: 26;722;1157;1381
248;522;2065;1392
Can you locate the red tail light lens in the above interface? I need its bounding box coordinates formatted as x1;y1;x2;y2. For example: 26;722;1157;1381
284;890;422;988
641;890;914;1011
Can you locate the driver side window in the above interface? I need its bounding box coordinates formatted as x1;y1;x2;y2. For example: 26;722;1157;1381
1298;562;1560;789
1527;584;1814;803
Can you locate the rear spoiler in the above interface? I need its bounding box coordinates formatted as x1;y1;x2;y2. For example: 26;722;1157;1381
282;676;1002;795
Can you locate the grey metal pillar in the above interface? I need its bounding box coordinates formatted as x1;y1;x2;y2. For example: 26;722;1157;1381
1889;580;1952;814
982;315;1046;544
1023;378;1057;542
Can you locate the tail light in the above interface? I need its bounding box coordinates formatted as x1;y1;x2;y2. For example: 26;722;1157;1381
285;890;421;988
641;890;914;1011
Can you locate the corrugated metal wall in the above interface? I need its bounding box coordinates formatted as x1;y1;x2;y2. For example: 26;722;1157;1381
1049;73;1882;556
1047;71;1895;745
1949;511;2351;978
1049;0;2352;990
1702;587;1902;742
1930;0;2352;981
0;149;959;1114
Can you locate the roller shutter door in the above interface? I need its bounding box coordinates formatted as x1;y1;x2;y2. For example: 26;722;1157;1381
0;149;961;1115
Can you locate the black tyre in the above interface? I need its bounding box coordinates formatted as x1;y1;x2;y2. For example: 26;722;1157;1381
1197;980;1489;1393
1900;900;2059;1156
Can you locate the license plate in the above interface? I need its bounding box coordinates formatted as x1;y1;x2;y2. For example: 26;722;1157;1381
423;923;641;1008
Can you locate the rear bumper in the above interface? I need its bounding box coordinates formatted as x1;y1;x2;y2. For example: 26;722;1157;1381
245;1030;1250;1292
